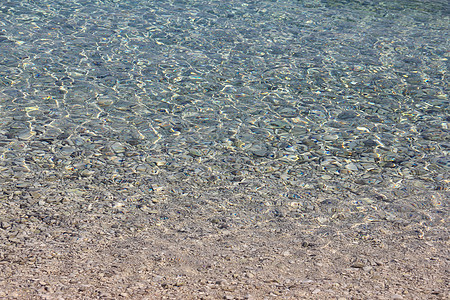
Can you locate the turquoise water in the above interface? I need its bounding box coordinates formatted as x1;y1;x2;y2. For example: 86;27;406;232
0;0;448;224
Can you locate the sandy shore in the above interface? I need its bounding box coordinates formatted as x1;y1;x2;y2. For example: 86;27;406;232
0;179;447;299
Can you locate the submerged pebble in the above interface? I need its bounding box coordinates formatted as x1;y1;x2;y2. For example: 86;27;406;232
0;0;447;228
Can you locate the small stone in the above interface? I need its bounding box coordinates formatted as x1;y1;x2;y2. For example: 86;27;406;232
17;130;35;140
351;262;365;268
345;163;358;171
337;110;358;120
30;191;42;199
363;266;373;272
268;120;291;129
96;96;114;107
356;126;371;132
317;217;327;224
132;165;145;173
0;221;10;229
155;160;166;166
363;139;378;147
16;182;31;188
278;107;298;118
249;144;268;157
283;154;299;161
113;202;125;209
59;146;76;156
323;134;338;141
80;170;95;177
189;149;202;157
110;142;126;153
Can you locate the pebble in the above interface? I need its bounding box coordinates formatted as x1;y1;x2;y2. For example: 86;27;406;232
317;217;328;224
323;134;338;141
277;107;298;118
337;110;358;120
249;144;268;157
80;170;95;177
110;142;126;153
96;97;114;107
113;202;125;209
16;182;31;188
0;221;10;229
345;163;359;171
17;130;35;140
351;262;366;268
135;165;148;172
363;266;373;272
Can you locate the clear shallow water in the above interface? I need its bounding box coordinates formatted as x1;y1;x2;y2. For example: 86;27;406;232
0;0;448;222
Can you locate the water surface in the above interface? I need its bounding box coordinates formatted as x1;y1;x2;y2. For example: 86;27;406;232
0;0;448;225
